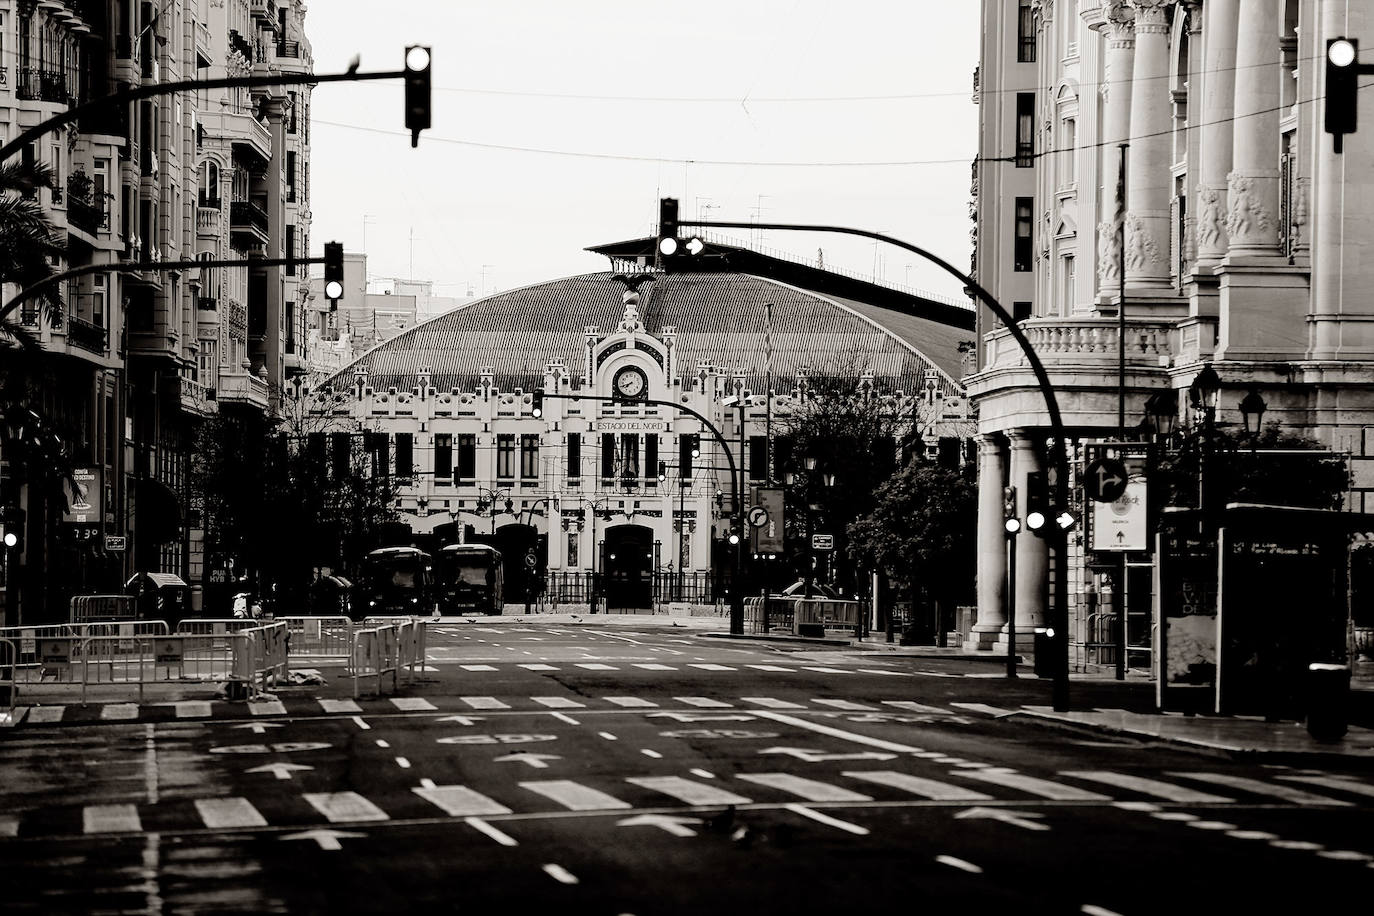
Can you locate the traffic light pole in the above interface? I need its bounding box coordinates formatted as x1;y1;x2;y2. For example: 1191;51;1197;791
679;215;1074;708
540;391;745;635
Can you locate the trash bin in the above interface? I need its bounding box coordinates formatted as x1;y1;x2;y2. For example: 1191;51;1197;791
1304;662;1351;742
1033;628;1055;679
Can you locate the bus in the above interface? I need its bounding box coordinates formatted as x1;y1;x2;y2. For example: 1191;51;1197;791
435;543;505;616
353;547;436;619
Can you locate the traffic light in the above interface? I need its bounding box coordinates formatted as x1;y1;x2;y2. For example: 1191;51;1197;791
404;45;432;147
1024;471;1048;536
657;461;668;482
1326;38;1360;153
2;506;24;552
688;434;701;459
531;390;544;418
1003;486;1020;535
655;197;705;270
324;242;344;303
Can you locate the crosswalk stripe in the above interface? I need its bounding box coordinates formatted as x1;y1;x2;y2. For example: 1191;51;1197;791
1061;771;1234;804
855;668;913;677
950;702;1017;717
633;663;677;671
1167;772;1353;807
414;785;513;817
675;697;733;708
801;666;854;674
519;664;559;671
303;791;390;822
520;780;632;811
319;698;363;714
460;664;499;671
740;697;806;709
100;703;138;721
458;696;509;710
843;771;994;801
959;769;1111;801
174;701;213;719
1274;774;1374;799
603;697;658;708
882;700;950;715
746;665;794;672
391;697;439;711
813;699;878;711
195;797;268;829
688;664;737;671
626;776;753;806
25;706;65;723
83;804;142;834
249;699;287;716
0;815;17;837
575;663;618;670
736;774;873;803
531;696;585;709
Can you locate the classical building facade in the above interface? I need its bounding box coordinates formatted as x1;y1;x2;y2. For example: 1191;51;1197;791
307;254;976;610
0;0;314;624
969;0;1372;661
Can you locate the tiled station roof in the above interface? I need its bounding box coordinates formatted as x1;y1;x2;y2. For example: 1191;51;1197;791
326;272;972;394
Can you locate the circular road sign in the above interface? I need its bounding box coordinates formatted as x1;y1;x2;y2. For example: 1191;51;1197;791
747;505;769;529
1085;457;1129;503
524;551;538;568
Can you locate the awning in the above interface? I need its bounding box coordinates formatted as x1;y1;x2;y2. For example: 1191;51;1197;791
134;477;183;543
126;572;189;590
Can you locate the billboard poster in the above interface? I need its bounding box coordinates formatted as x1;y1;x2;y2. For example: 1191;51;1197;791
1155;522;1218;712
751;487;784;554
64;467;103;526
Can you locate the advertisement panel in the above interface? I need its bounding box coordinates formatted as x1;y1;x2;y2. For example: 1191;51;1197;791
751;487;784;554
64;467;103;526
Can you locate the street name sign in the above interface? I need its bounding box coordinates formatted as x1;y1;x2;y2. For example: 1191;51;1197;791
812;534;834;551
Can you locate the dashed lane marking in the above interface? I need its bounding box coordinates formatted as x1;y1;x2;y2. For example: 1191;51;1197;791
949;702;1017;718
459;697;510;710
741;697;806;709
603;697;658;708
1061;771;1235;805
813;699;878;711
883;700;954;715
318;699;362;714
936;854;983;874
633;663;678;671
83;804;141;834
688;664;737;671
460;664;499;671
467;817;519;846
543;864;579;885
0;816;18;837
519;664;559;671
532;697;586;709
785;804;870;835
1273;774;1374;799
800;666;853;674
1167;772;1354;806
676;697;733;708
195;797;268;829
746;665;794;672
304;791;390;823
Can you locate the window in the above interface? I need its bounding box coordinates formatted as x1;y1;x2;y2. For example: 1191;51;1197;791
497;434;516;480
434;433;453;479
367;432;389;477
1060;117;1076;187
286;150;296;202
1017;0;1036;62
601;433;615;479
567;532;579;568
644;434;658;487
1016;93;1035;167
307;433;326;469
395;433;413;478
567;433;581;481
520;434;539;480
457;434;476;480
332;433;352;480
198;338;217;381
92;273;106;328
285;224;295;275
288;91;297;133
619;434;640;481
1013;300;1033;322
1014;198;1034;271
1062;256;1076;312
748;436;768;482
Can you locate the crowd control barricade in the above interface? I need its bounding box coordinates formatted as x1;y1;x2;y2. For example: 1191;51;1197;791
80;631;251;704
0;625;79;684
351;625;400;698
276;616;354;665
792;599;863;638
70;595;137;624
1;637;17;718
395;619;428;684
240;622;289;693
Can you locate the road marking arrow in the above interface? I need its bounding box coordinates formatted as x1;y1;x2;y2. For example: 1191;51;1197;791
245;762;314;780
232;722;284;734
493;752;562;769
616;814;701;837
436;715;485;726
280;828;367;850
954;807;1050;832
758;747;898;763
645;712;756;722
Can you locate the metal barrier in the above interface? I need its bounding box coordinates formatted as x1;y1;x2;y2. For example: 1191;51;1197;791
274;616;354;664
176;618;259;636
1;637;17;718
396;619;427;681
745;596;798;633
793;598;863;637
79;632;251;704
70;595;136;623
241;622;289;693
351;626;399;698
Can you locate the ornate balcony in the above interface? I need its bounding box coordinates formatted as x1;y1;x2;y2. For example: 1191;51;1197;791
65;314;107;354
67;193;105;236
14;67;72;104
980;317;1181;373
230;199;270;249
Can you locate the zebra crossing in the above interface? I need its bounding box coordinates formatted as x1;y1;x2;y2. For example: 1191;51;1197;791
11;763;1368;842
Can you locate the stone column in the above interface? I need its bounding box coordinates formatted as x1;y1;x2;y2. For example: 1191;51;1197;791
1123;0;1173;288
1095;3;1135;298
1010;433;1048;633
971;436;1007;649
1195;0;1239;266
1225;0;1283;257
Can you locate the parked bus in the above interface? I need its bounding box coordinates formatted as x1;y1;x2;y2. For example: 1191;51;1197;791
353;547;436;619
435;543;505;616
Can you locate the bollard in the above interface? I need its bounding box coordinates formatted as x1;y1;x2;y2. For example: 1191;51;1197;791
1304;662;1351;743
1032;628;1054;679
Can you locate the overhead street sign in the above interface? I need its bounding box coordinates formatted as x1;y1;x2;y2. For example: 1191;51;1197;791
1085;457;1129;503
812;534;834;551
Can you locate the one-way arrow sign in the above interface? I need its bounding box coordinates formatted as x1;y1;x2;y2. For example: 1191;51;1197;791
246;762;314;780
758;747;897;763
616;814;702;837
436;715;485;726
954;807;1050;832
232;721;284;734
645;712;756;722
493;752;562;769
281;828;367;850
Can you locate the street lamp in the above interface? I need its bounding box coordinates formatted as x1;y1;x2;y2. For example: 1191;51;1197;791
1239;388;1267;441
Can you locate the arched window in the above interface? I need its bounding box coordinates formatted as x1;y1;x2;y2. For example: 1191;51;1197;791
198;160;220;208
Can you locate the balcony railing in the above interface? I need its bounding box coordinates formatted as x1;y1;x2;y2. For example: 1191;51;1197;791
230;199;269;235
65;314;107;354
228;30;255;63
276;40;301;58
14;67;72;104
67;193;105;235
981;317;1180;373
196;206;221;234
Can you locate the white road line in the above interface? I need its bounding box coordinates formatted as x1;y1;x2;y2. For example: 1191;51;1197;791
414;785;512;817
376;739;390;748
543;864;579;885
549;712;581;725
1062;771;1234;804
603;696;658;708
784;804;870;835
736;774;873;803
173;701;212;718
532;697;586;709
195;797;268;829
520;780;632;811
949;702;1017;717
319;699;362;714
519;664;560;671
467;817;519;846
936;854;983;874
83;804;141;834
688;664;736;671
813;699;878;711
1273;774;1374;799
690;769;716;780
100;703;138;721
1081;906;1124;916
960;769;1110;802
741;697;807;709
460;664;499;671
459;696;510;710
800;666;853;674
1168;772;1354;806
882;701;950;714
0;815;18;837
750;710;927;753
392;697;439;711
303;791;390;823
396;757;411;768
633;663;678;671
843;771;995;801
675;697;733;708
855;668;913;677
26;706;65;723
419;778;437;789
249;700;287;716
626;776;753;806
598;731;618;741
746;665;794;672
352;716;371;730
575;663;618;670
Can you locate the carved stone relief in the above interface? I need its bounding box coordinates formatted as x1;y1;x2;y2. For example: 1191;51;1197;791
1226;174;1276;243
1196;185;1227;252
1124;212;1163;271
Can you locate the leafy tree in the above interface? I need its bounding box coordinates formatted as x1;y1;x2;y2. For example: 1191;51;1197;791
0;160;65;343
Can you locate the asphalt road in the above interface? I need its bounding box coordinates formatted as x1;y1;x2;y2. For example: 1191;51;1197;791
2;620;1372;914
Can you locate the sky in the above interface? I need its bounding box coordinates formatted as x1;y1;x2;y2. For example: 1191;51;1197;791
305;1;981;304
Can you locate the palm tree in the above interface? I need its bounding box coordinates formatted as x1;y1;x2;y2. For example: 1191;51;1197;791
0;159;66;350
